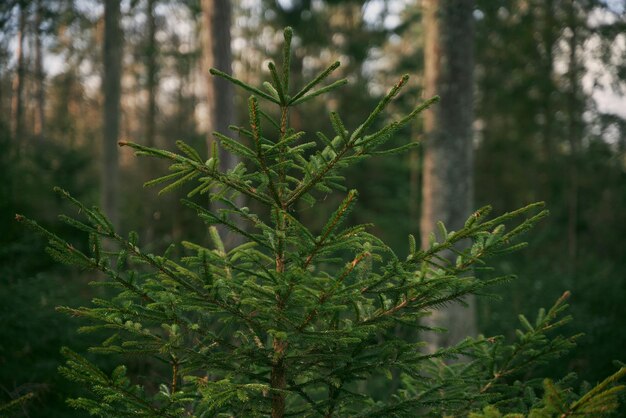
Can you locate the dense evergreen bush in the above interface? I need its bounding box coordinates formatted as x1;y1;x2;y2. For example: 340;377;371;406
17;28;624;417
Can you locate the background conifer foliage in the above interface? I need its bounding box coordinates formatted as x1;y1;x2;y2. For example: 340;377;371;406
16;27;626;417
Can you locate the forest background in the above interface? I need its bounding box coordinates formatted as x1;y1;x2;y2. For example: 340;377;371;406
1;0;625;416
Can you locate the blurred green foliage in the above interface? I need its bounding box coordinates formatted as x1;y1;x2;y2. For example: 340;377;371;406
0;121;101;416
473;0;626;389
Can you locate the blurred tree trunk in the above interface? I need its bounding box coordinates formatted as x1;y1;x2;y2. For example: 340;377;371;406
566;1;582;266
145;0;157;148
102;0;123;230
420;0;475;351
171;50;192;243
201;0;233;148
34;0;45;141
143;0;159;244
11;1;26;143
540;0;556;158
201;0;242;247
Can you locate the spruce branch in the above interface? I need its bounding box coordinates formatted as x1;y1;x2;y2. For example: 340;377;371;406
182;199;272;251
289;79;349;106
248;95;282;205
281;27;293;93
304;190;359;268
268;61;287;105
209;67;279;104
298;251;370;332
119;140;274;206
284;91;438;208
288;61;342;105
564;367;626;416
350;74;409;142
0;392;35;415
473;292;578;401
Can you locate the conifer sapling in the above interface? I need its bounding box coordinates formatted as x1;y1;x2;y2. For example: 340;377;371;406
18;27;625;417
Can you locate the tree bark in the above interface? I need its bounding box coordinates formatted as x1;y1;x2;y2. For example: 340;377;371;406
420;0;476;351
540;0;556;159
145;0;157;148
201;0;234;148
142;0;159;244
102;0;123;230
566;1;582;266
11;2;27;143
34;0;45;141
201;0;243;248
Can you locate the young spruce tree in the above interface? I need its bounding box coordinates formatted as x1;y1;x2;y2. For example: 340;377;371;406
17;28;625;417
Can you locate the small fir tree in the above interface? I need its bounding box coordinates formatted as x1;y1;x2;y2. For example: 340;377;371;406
17;28;625;417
